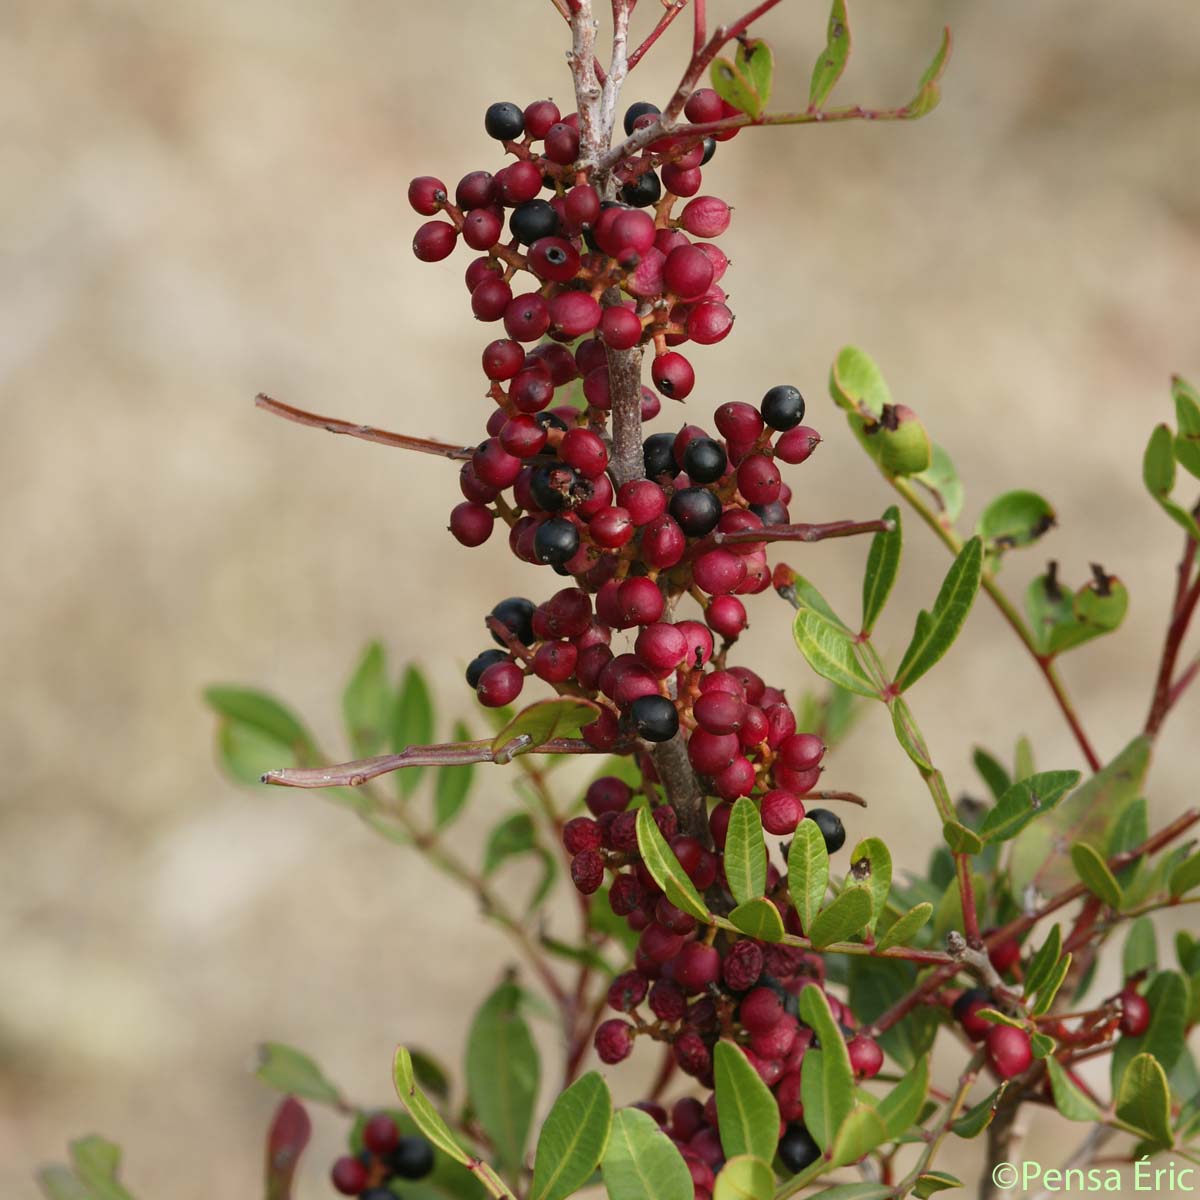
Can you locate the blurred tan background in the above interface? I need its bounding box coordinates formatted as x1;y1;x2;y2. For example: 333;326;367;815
3;0;1199;1195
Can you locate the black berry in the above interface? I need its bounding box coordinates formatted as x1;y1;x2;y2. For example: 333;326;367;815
682;437;726;484
805;808;845;853
509;200;559;245
621;171;662;208
700;137;717;165
534;517;580;565
778;1123;821;1173
630;695;680;742
750;500;790;526
484;101;524;141
530;464;582;512
466;649;508;689
643;432;678;478
389;1135;435;1180
669;487;722;537
761;384;806;431
490;597;536;646
623;101;661;135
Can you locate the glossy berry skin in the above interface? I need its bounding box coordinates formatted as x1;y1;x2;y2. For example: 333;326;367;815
651;351;695;399
407;176;447;216
510;199;559;245
670;488;722;538
682;437;727;484
413;221;457;262
630;695;679;742
330;1156;368;1196
986;1025;1033;1080
534;517;580;565
449;502;494;547
491;597;536;645
739;986;784;1033
466;649;508;689
1119;988;1151;1037
389;1136;436;1180
621;170;662;208
805;809;845;853
761;384;806;430
363;1112;401;1155
778;1124;821;1173
953;987;995;1042
477;661;523;707
623;100;660;135
484;101;524;140
847;1034;884;1079
523;98;560;138
674;942;721;991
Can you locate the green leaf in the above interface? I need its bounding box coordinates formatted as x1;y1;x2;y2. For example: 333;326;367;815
601;1108;693;1200
1070;842;1122;907
1123;917;1158;978
811;1188;893;1200
830;346;891;418
890;697;933;770
861;506;902;634
725;798;767;906
809;0;850;108
215;719;296;786
1171;851;1200;898
847;838;891;933
1116;1053;1173;1147
978;770;1080;843
951;1085;1006;1138
491;697;601;760
1030;953;1073;1017
1025;569;1078;656
1023;924;1063;999
713;1156;775;1200
392;666;434;798
204;686;314;750
407;1050;451;1102
972;748;1011;803
465;981;540;1176
914;1172;962;1199
735;39;773;109
905;25;952;117
433;720;475;828
976;490;1056;562
256;1043;343;1106
1031;1031;1057;1059
69;1139;135;1200
36;1166;95;1200
876;1056;929;1138
1045;1057;1102;1123
393;1047;473;1167
895;538;983;691
529;1072;613;1200
1175;376;1200;479
1112;972;1189;1089
1145;422;1200;539
788;818;829;936
942;821;983;855
808;885;872;948
714;1042;781;1164
832;1103;888;1167
788;575;855;635
1043;573;1131;656
799;987;855;1149
483;813;537;875
913;444;964;523
343;642;391;757
1010;736;1151;894
710;58;763;120
875;903;932;952
792;610;878;698
729;898;786;942
847;957;936;1071
636;807;710;922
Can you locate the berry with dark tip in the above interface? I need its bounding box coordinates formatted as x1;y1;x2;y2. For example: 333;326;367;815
623;100;661;135
466;648;508;689
630;695;680;742
330;1156;368;1196
595;1019;635;1063
407;176;447;216
477;660;524;707
805;808;845;853
761;384;806;430
484;101;525;140
669;487;722;538
986;1025;1033;1079
389;1135;436;1180
682;437;727;484
953;988;995;1041
778;1124;821;1173
651;351;695;399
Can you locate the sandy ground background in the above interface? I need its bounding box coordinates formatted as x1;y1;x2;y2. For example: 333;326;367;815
3;0;1200;1195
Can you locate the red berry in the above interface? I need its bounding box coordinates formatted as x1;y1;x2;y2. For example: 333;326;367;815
477;660;523;707
714;401;763;443
684;88;724;124
590;506;635;548
662;162;702;197
482;338;525;381
413;220;457;262
565;183;601;225
462;207;503;251
618;577;666;626
528;237;581;282
497;160;542;204
331;1156;369;1195
779;733;825;772
1119;988;1151;1037
737;454;782;504
456;171;496;209
677;620;714;667
709;801;733;849
739;986;784;1033
549;291;602;338
363;1112;401;1154
595;1019;635;1064
449;502;495;547
952;988;994;1042
706;595;748;639
600;305;644;350
693;691;746;736
664;245;715;301
641;515;686;569
986;1025;1033;1079
571;849;605;894
608;970;649;1013
775;426;821;464
560;428;609;477
504;294;552;342
618;479;668;525
693;549;746;596
533;640;578;682
523;98;561;138
544;121;581;164
714;755;755;800
988;936;1022;976
652;351;695;400
563;817;602;856
407;175;447;215
671;1097;705;1141
674;942;722;992
680;195;731;238
471;276;513;321
722;940;764;992
687;730;738;775
847;1034;884;1079
635;622;688;674
649;979;687;1022
760;790;802;836
673;1031;712;1077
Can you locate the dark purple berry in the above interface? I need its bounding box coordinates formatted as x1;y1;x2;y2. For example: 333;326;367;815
484;101;524;140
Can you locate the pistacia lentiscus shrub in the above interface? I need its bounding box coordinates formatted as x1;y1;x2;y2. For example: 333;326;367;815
40;3;1200;1200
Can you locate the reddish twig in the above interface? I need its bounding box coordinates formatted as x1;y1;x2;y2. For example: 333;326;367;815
684;516;894;562
692;0;706;56
255;394;473;461
809;789;868;808
262;738;616;788
1145;517;1200;737
628;1;690;70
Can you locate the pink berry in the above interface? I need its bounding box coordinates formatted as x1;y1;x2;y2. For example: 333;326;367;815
594;1019;635;1064
676;621;714;667
706;595;748;639
674;942;722;992
618;479;668;525
548;292;600;338
635;622;689;673
482;338;525;381
680;195;732;239
693;549;746;596
533;640;578;682
600;305;644;350
687;730;739;775
760;790;802;836
693;691;746;735
407;175;447;216
775;426;821;464
779;733;825;772
739;987;784;1033
664;245;715;301
714;755;755;800
617;577;665;626
560;428;609;477
684;88;724;124
986;1025;1033;1080
565;183;601;225
528;236;581;282
641;515;687;569
847;1034;883;1079
709;801;733;849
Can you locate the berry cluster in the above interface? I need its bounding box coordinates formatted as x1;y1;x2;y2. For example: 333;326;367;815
330;1114;434;1198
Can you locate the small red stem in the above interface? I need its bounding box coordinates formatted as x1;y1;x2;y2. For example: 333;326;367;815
628;1;690;70
1145;520;1200;737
